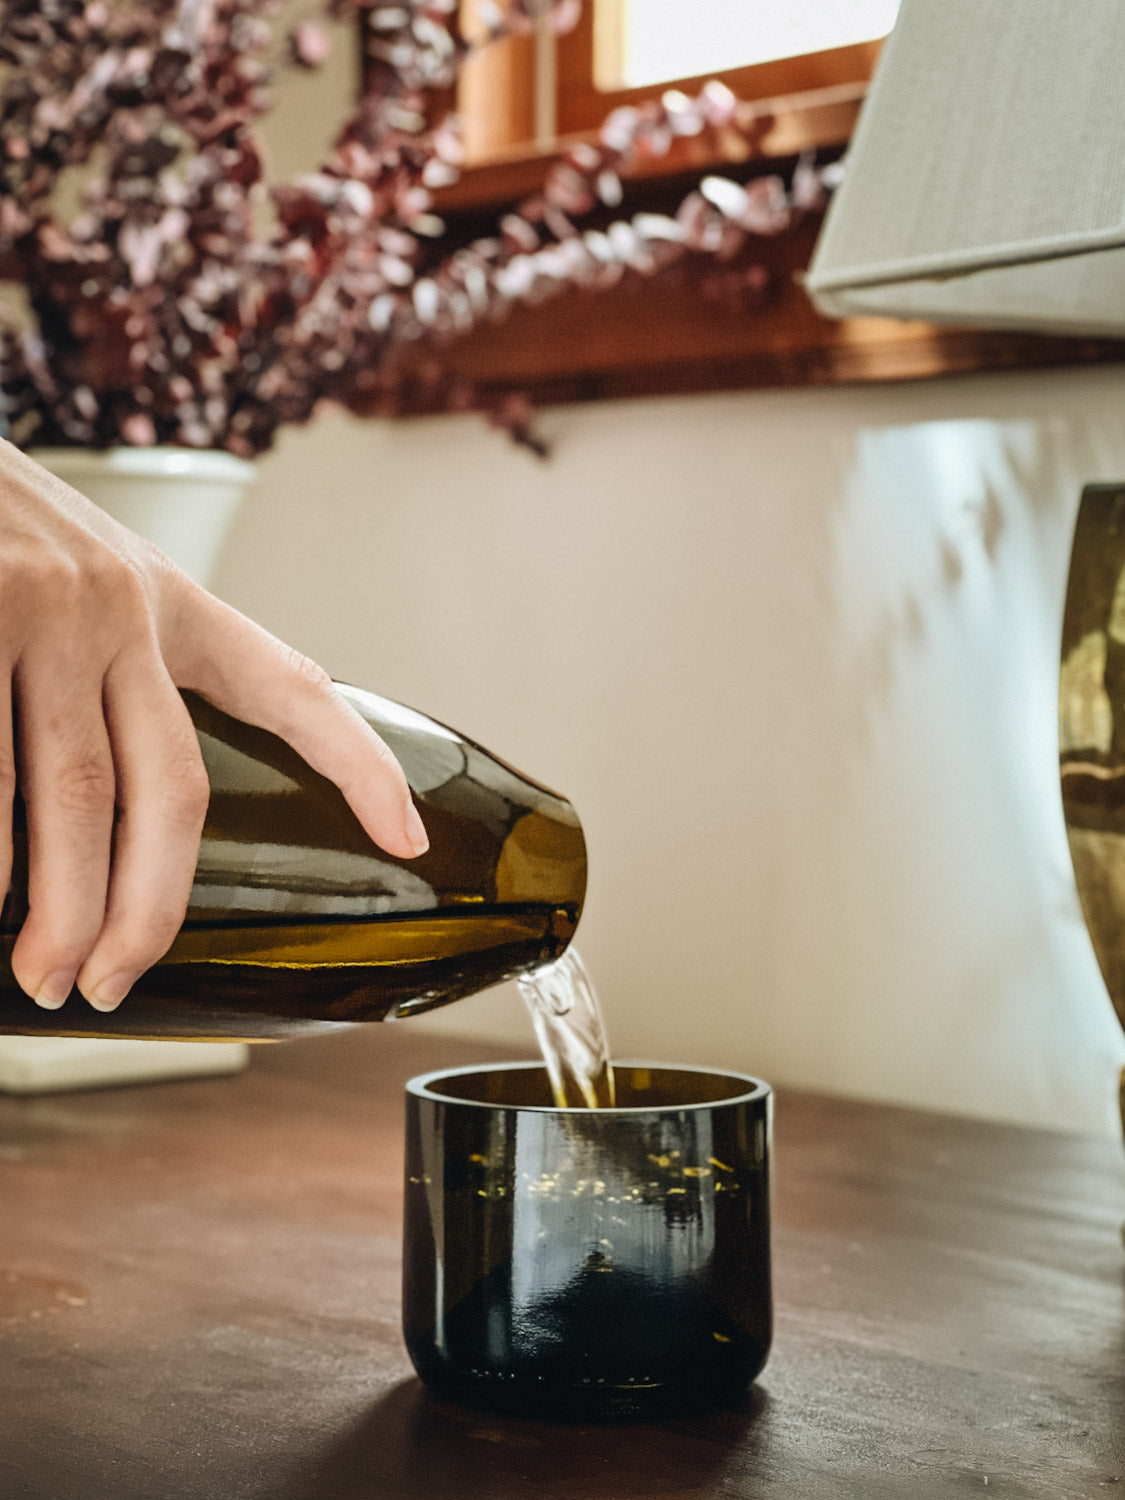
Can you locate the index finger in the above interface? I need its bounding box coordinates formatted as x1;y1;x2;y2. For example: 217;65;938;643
166;590;428;861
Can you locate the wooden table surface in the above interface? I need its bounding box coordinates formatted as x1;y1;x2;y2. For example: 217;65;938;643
0;1025;1123;1500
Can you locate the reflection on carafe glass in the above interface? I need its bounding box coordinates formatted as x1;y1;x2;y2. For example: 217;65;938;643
517;947;616;1108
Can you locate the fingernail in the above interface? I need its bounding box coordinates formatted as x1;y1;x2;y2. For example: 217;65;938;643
404;802;429;856
34;971;75;1010
86;972;134;1013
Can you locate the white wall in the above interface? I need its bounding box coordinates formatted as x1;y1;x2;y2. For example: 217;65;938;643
212;364;1125;1135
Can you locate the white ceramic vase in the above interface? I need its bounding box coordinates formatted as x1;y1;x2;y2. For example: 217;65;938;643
36;444;253;580
0;446;257;1093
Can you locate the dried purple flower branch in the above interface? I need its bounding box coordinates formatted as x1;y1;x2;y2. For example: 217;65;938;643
0;0;827;457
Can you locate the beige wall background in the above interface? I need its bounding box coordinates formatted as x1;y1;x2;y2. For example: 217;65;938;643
211;363;1125;1136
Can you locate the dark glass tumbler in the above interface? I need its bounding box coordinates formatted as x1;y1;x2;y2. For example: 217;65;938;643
403;1061;772;1420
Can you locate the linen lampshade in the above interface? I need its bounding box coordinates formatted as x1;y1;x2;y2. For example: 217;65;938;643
805;0;1125;336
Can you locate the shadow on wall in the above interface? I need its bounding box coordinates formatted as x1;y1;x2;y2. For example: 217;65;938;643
821;412;1122;1129
216;372;1125;1132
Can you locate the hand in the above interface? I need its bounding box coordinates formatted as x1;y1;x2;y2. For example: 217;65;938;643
0;437;428;1014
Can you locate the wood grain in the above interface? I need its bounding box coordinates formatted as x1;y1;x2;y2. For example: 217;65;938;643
0;1025;1122;1498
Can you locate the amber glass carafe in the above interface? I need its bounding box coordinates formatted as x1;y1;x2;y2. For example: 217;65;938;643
0;685;586;1040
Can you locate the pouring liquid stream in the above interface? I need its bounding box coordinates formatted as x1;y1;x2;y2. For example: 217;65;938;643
517;946;616;1108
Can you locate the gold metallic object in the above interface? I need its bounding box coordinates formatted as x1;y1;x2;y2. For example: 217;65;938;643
1059;484;1125;1144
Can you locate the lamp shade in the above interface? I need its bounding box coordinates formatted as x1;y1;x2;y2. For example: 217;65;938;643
805;0;1125;335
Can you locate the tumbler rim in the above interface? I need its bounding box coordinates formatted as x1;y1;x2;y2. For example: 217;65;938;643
406;1058;771;1115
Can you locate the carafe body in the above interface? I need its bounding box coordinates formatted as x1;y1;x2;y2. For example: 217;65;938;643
0;686;586;1040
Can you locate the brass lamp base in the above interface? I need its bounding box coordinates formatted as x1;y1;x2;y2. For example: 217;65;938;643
1060;485;1125;1184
